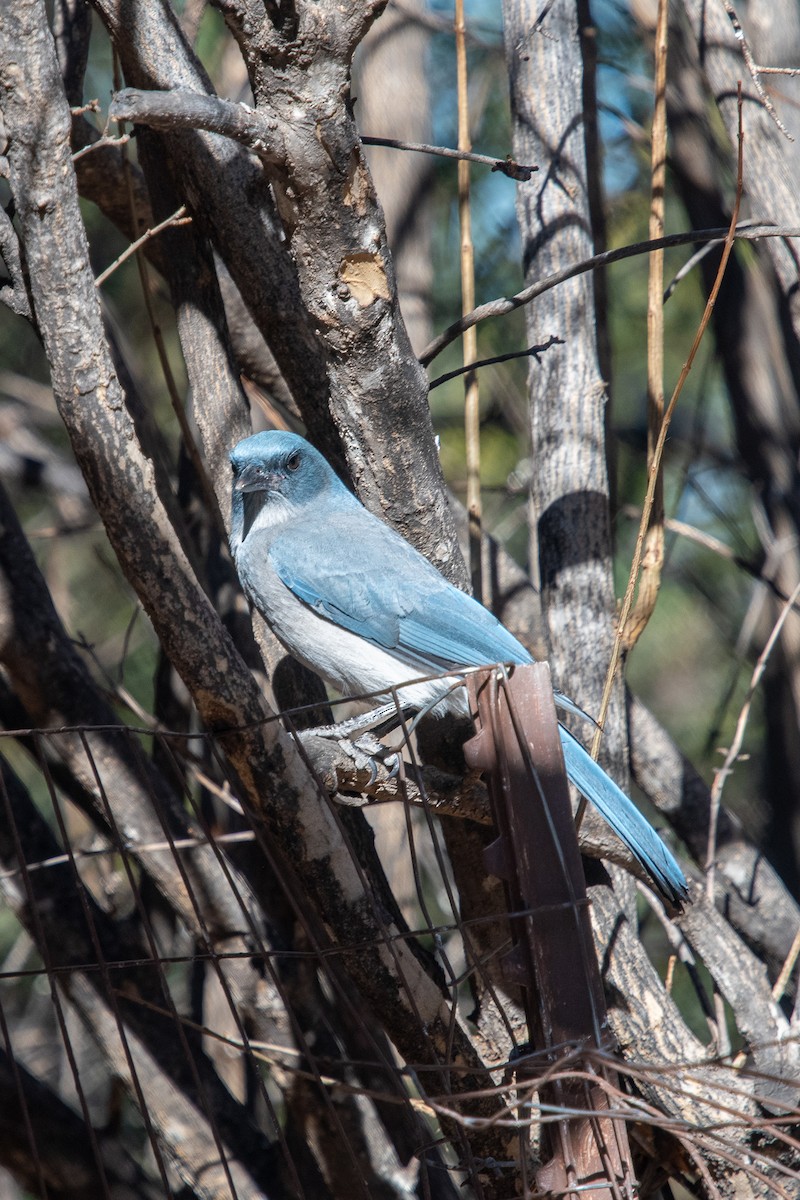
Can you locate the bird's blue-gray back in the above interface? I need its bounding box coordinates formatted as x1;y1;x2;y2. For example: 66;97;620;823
267;507;533;674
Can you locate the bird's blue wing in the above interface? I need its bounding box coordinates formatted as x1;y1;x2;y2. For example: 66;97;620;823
268;508;688;905
268;509;531;671
558;726;688;906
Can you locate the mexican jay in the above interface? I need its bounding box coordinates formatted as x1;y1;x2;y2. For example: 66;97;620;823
230;429;688;906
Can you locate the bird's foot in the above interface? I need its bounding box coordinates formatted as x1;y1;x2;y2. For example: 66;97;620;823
297;704;409;785
342;733;402;784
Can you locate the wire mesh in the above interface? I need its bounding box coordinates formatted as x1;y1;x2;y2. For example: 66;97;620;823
1;671;799;1199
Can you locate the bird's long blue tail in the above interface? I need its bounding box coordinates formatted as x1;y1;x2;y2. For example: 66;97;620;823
558;725;688;906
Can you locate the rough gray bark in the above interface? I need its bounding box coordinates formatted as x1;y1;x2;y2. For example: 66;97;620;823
355;0;434;356
90;0;331;435
209;0;461;575
501;0;635;886
681;0;800;330
502;0;627;780
83;0;465;585
443;0;630;1084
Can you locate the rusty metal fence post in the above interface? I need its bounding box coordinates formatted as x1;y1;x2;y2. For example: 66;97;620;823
465;662;637;1198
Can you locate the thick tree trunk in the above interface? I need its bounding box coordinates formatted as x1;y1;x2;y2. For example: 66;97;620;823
502;0;627;784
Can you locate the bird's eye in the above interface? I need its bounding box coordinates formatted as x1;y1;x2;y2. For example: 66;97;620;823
286;451;301;472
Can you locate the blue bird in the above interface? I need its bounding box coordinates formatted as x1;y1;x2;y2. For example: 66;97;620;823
230;430;688;907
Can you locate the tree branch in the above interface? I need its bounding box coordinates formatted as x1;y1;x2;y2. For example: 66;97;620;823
419;224;800;366
91;0;330;425
361;133;537;179
109;87;285;164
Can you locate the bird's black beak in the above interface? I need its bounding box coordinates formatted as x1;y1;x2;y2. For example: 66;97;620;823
234;463;276;493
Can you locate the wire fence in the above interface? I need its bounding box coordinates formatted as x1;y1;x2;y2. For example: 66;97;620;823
1;668;800;1199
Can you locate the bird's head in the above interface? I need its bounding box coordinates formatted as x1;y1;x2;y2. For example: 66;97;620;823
229;431;344;541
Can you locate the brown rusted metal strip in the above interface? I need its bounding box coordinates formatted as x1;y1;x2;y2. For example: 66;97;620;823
465;663;637;1199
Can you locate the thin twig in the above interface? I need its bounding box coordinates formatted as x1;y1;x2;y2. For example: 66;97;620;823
418;223;800;366
70;99;100;116
721;0;793;141
72;132;130;162
455;0;482;603
619;505;794;594
772;925;800;1004
428;336;563;390
390;0;501;46
665;954;676;994
637;883;720;1046
663;219;762;300
591;88;746;765
94;204;190;288
623;0;669;655
706;578;800;902
360;135;536;180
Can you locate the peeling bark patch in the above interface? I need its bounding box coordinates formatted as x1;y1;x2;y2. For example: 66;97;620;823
338;252;389;307
343;154;372;217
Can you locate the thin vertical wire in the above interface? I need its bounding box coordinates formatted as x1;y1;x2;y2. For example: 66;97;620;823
151;730;372;1199
76;729;244;1200
38;738;176;1198
0;995;51;1200
204;723;469;1155
0;764;115;1200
